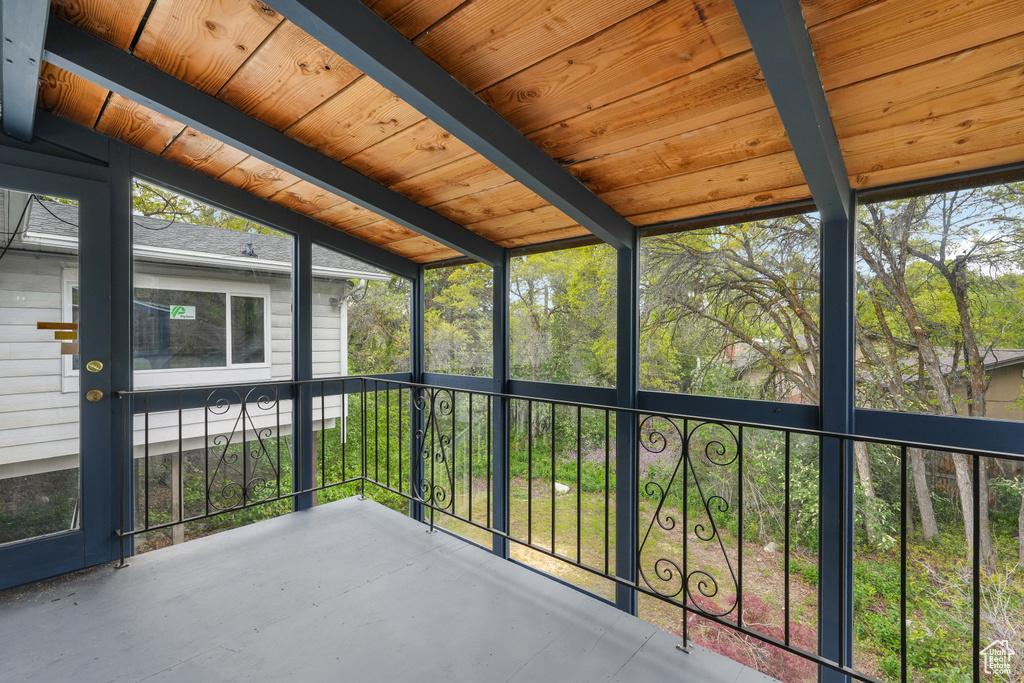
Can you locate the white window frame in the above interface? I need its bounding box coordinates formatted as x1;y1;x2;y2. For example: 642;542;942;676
132;273;273;389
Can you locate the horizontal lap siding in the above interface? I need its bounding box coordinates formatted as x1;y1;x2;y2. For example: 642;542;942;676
2;252;347;475
0;253;79;475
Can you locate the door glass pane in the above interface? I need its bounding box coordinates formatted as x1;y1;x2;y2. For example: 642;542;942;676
0;190;80;544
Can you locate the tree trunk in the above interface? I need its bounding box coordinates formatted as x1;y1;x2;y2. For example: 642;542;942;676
910;448;938;541
952;453;975;554
853;441;880;544
978;463;996;571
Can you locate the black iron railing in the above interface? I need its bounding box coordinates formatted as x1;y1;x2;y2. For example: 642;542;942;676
116;378;1024;683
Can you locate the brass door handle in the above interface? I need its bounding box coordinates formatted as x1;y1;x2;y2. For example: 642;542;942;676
86;389;104;402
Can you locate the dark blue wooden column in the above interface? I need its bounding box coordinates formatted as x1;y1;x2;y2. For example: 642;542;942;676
732;1;856;678
492;252;511;558
615;236;640;614
409;266;426;521
293;232;315;510
108;142;135;559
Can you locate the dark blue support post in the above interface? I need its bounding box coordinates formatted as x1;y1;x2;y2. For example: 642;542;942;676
819;207;856;681
615;236;639;614
492;253;511;558
293;233;315;510
731;2;856;676
108;142;134;560
409;266;426;522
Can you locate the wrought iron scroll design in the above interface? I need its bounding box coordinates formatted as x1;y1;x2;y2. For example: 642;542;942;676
413;387;456;512
206;386;282;511
638;416;739;618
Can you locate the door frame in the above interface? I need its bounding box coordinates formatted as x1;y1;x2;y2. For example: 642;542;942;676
0;154;120;590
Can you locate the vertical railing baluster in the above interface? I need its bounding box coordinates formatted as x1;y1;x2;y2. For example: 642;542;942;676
784;430;791;648
900;445;908;683
576;405;582;565
144;395;150;531
452;391;457;517
604;410;610;577
972;452;980;683
737;424;744;630
487;395;492;530
375;383;380;483
204;392;210;518
242;390;248;507
528;400;533;546
177;391;183;533
341;380;347;485
398;385;403;493
551;401;556;555
429;388;436;532
276;387;281;499
360;379;366;499
386;383;392;489
320;381;325;492
469;392;474;524
682;418;689;650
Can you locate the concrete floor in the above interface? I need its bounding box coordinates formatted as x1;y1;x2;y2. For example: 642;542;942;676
0;497;778;682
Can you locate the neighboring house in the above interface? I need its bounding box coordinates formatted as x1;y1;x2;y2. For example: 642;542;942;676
0;193;388;483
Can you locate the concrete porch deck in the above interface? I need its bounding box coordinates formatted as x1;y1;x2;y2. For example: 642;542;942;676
0;497;776;682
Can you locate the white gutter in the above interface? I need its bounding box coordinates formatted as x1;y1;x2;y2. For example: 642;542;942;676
20;230;391;281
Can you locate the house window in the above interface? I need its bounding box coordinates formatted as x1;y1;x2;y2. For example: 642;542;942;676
132;286;267;371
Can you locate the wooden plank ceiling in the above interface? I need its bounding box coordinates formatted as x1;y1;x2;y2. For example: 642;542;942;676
37;0;1024;265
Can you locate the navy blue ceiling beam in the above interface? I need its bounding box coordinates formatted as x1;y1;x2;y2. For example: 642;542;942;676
1;0;49;142
270;0;635;249
732;0;851;224
43;19;502;267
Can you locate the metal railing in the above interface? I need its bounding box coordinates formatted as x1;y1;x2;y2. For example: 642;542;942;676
116;377;1024;683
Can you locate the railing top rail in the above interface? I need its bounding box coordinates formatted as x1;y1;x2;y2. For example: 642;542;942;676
114;374;1024;463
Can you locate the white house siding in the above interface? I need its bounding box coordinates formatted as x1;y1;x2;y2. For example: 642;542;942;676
0;251;78;478
2;252;349;475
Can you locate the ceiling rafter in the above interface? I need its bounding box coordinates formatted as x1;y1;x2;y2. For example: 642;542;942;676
1;0;50;142
733;0;851;224
270;0;635;249
43;19;504;266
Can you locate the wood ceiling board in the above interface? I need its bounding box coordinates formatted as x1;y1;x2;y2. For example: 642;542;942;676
599;151;806;218
308;200;383;230
285;76;424;161
464;205;577;242
430;182;549;225
345;218;421;243
569;107;791;195
218;155;302;198
828;34;1024;139
37;62;108;128
842;96;1024;179
851;140;1024;189
267;179;348;215
627;183;812;226
480;0;749;135
413;0;660;94
810;0;1024;91
343;119;477;186
496;224;591;248
528;51;771;164
799;0;878;27
388;156;513;207
161;127;250;177
384;233;461;262
133;0;283;95
217;20;362;131
362;0;465;40
94;94;186;154
50;0;151;50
